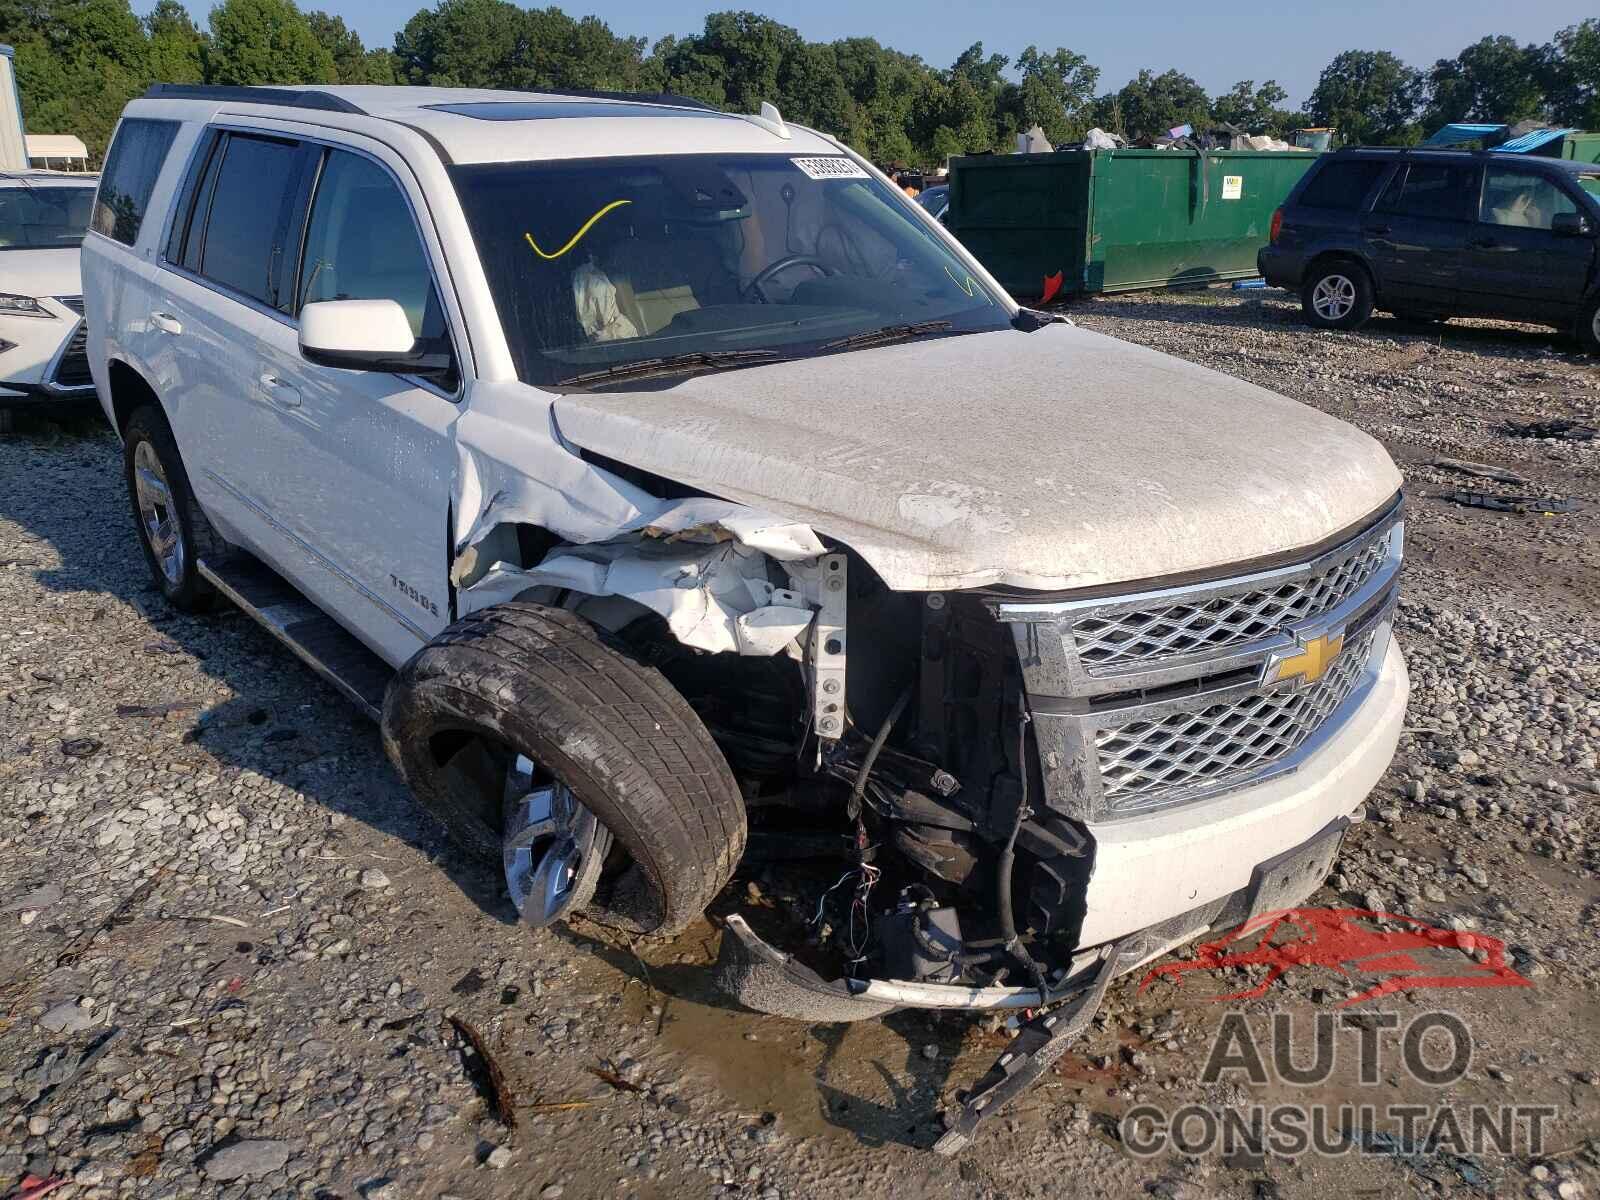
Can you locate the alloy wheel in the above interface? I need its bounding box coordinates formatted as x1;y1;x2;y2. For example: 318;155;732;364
1311;274;1356;322
133;440;185;587
502;753;610;927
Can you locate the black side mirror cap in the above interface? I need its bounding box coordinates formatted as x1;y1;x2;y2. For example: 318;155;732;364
1551;211;1594;238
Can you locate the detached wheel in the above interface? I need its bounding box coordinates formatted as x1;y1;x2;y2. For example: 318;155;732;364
122;404;228;613
1302;262;1374;330
1579;295;1600;355
382;602;747;935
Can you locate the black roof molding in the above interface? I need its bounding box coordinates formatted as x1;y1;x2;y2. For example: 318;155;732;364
517;87;717;111
142;84;365;114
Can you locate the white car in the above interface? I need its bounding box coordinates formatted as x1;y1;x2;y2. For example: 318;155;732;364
83;84;1408;1150
0;169;99;423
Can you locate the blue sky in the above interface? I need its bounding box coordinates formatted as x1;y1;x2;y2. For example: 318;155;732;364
137;0;1595;104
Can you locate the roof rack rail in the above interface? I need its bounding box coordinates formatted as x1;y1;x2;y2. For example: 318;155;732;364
525;87;718;111
142;84;365;115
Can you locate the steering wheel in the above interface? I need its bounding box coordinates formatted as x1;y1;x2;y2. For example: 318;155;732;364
743;255;834;303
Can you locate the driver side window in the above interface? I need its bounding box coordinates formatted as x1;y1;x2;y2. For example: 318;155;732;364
1480;169;1578;231
298;149;457;387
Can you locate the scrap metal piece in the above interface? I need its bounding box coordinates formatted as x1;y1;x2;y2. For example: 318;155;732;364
1440;490;1576;515
933;932;1151;1156
1503;419;1595;443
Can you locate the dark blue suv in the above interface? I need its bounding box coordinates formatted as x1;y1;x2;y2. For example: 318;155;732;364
1258;148;1600;352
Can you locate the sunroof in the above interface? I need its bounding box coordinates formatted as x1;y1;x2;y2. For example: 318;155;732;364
424;101;731;122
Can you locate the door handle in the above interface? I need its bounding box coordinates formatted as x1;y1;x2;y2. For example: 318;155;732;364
259;373;301;408
1363;223;1392;236
1468;237;1499;250
150;312;183;335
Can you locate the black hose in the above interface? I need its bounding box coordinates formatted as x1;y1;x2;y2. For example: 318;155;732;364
846;685;912;823
997;710;1049;997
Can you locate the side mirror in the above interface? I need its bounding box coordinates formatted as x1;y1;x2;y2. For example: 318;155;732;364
299;299;452;378
1551;211;1594;238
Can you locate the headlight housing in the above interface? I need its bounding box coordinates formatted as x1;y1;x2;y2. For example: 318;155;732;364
0;293;53;318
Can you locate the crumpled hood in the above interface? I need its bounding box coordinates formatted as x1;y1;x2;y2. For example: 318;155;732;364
552;323;1402;592
0;248;82;299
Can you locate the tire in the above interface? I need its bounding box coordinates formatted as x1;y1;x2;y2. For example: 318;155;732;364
382;601;747;936
1579;296;1600;355
1301;261;1375;331
122;404;230;613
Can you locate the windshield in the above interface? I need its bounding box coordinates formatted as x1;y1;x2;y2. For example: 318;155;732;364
0;186;95;250
449;154;1010;388
1579;176;1600;204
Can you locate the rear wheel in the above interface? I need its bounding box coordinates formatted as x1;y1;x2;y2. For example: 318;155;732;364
122;405;228;613
1302;262;1374;331
382;602;747;935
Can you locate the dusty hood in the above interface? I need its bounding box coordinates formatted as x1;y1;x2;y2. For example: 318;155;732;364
552;324;1401;592
1;248;82;298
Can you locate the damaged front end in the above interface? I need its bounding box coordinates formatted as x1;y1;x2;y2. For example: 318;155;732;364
442;390;1402;1150
449;407;1110;1016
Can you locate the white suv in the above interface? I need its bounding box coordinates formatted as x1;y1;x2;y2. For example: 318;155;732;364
84;84;1409;1149
0;169;99;424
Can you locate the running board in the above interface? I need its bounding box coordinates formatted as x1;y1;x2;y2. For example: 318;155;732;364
197;557;392;722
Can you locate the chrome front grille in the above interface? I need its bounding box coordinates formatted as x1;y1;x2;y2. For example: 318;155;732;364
1095;626;1377;809
53;295;85;316
995;499;1403;822
1071;531;1390;672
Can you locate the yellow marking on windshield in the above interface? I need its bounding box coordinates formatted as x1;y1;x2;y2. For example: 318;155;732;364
944;265;991;303
524;199;633;260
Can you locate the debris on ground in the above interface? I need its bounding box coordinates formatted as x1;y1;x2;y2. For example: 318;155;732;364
448;1015;519;1129
1504;418;1596;442
1432;457;1529;485
1440;490;1578;515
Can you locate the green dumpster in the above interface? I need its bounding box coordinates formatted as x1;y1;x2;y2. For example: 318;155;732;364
946;148;1319;300
1555;132;1600;164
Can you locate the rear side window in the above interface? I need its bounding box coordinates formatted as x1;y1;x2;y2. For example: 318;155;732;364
197;134;304;307
92;118;180;246
1297;160;1387;211
1377;163;1478;222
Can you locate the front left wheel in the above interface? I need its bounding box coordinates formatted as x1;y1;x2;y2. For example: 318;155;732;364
382;602;747;936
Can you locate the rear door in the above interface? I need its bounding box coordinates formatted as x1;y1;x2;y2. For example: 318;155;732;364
1362;160;1480;308
149;129;312;558
251;140;461;665
1461;166;1596;320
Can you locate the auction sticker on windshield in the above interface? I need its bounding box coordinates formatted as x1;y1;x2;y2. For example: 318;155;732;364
791;157;870;181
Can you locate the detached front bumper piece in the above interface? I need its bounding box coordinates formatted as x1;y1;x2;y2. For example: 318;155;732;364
717;813;1358;1151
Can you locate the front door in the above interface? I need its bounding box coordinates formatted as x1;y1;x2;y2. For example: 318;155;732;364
1462;166;1596;321
1362;161;1480;309
251;140;461;666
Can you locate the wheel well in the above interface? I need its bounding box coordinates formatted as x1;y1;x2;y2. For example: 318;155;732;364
106;359;160;436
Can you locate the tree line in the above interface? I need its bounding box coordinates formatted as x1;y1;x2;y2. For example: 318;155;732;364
3;0;1597;165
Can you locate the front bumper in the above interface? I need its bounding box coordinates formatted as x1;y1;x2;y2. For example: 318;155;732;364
0;299;94;406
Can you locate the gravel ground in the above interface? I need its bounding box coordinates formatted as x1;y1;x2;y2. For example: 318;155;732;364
2;290;1598;1200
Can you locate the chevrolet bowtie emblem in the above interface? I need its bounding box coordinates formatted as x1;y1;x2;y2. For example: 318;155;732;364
1263;629;1346;688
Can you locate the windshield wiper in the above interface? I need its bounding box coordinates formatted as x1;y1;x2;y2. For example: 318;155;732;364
557;349;779;387
820;320;954;352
